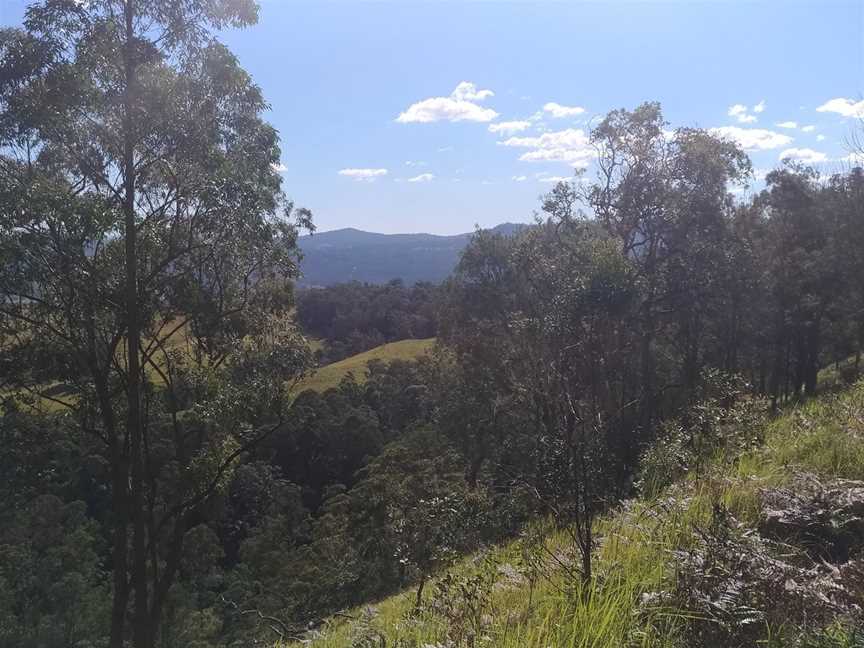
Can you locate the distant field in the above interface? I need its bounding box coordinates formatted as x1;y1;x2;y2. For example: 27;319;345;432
5;304;423;411
297;338;436;393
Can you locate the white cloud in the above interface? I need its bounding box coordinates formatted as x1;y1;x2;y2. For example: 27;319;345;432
779;148;828;164
271;162;287;172
543;102;586;118
801;125;816;133
404;160;426;167
816;98;864;118
728;104;756;123
841;152;864;165
775;121;798;129
338;168;388;181
451;81;494;102
499;128;596;166
488;120;532;134
709;126;793;151
437;146;454;152
396;82;498;123
816;134;826;141
728;103;759;124
512;175;527;182
539;175;570;183
407;173;435;183
753;100;766;113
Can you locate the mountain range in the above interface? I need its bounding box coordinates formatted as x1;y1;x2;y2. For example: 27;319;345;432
297;222;523;286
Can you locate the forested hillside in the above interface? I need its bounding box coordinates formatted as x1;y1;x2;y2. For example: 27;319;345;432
1;1;863;647
282;374;864;648
296;224;524;287
295;281;438;363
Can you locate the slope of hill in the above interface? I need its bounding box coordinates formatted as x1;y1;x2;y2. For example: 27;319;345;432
296;338;435;393
282;378;864;647
297;223;524;286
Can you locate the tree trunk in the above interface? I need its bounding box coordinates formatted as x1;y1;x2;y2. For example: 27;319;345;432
414;576;426;610
85;314;129;648
121;2;151;647
581;522;592;587
804;321;820;396
466;453;484;490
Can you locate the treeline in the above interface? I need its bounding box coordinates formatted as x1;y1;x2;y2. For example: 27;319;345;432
295;280;438;363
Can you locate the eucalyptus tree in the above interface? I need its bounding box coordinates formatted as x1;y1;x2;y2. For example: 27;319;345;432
0;1;311;646
587;103;750;421
444;215;641;585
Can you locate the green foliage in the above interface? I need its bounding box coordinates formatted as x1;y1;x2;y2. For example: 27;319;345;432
0;496;110;648
637;370;767;498
295;281;438;364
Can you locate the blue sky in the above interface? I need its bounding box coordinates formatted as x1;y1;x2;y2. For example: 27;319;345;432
2;0;863;234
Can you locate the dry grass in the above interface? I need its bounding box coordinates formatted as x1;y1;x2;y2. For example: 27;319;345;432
296;338;435;393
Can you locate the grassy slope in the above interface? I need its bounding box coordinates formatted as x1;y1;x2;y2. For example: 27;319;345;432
282;379;864;648
297;338;435;393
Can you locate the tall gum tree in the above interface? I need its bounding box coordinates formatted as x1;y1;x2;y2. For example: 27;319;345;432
0;1;312;646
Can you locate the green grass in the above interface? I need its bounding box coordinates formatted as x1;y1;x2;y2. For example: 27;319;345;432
280;379;864;648
3;316;328;414
296;338;436;393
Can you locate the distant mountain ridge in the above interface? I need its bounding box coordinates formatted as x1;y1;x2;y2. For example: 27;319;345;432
297;222;524;286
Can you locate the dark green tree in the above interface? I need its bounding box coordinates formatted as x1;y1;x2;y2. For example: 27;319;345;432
0;2;311;645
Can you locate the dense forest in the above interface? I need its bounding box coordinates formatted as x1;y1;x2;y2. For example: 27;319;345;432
295;281;438;363
1;1;864;647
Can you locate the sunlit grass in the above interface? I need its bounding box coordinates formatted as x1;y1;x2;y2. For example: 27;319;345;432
296;338;435;393
280;379;864;648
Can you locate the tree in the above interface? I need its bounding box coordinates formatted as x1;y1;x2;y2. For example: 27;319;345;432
0;2;311;646
444;216;641;585
590;106;752;411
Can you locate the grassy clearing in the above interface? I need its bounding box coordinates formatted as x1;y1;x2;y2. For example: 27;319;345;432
296;338;435;393
4;315;328;414
281;380;864;648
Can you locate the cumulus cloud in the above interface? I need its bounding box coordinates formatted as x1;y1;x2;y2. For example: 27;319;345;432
512;175;527;182
271;162;287;172
816;134;826;141
801;125;816;133
539;175;571;183
396;82;498;123
451;81;494;102
338;168;388;181
498;128;596;166
728;103;762;124
543;102;586;118
404;160;426;167
728;104;755;123
779;148;828;164
776;121;798;129
488;120;532;134
709;126;793;151
816;98;864;118
407;173;435;183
